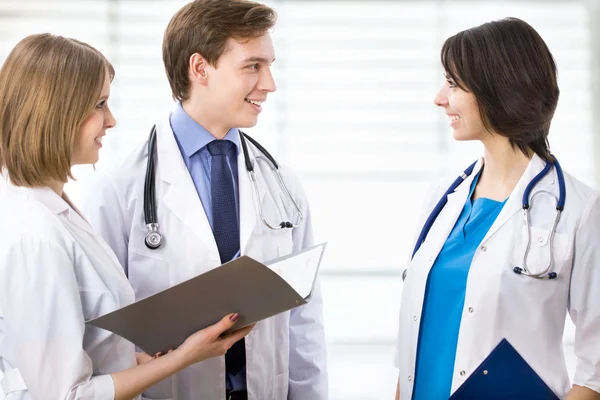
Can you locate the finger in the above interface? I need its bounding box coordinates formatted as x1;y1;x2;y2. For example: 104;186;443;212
135;352;153;365
205;313;239;337
221;324;253;348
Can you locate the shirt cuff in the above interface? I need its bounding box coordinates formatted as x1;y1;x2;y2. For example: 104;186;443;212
91;374;116;400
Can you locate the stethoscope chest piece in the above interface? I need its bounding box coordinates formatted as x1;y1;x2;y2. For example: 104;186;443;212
145;223;162;249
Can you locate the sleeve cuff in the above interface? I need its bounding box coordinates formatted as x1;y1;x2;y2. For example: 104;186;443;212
91;374;115;400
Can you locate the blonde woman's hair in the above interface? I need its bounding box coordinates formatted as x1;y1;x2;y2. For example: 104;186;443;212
0;33;114;187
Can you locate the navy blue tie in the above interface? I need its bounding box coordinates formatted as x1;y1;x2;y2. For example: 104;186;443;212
207;139;245;375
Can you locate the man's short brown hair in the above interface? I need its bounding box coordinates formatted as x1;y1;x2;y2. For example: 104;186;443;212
0;33;114;187
163;0;277;102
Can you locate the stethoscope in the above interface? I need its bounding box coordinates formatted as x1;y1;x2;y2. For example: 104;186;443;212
403;155;566;281
143;125;304;249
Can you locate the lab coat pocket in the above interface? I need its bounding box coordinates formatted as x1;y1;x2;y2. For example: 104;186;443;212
509;225;571;278
275;231;293;257
128;247;171;300
264;228;293;258
271;372;289;399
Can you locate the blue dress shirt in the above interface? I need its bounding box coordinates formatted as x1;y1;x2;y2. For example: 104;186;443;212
413;172;507;400
170;103;246;391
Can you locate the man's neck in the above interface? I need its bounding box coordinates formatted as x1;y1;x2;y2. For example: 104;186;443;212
182;101;231;140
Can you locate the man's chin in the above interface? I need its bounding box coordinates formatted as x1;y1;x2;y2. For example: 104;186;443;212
236;117;259;129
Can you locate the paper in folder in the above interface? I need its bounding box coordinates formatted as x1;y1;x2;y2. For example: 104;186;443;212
449;338;559;400
86;243;326;355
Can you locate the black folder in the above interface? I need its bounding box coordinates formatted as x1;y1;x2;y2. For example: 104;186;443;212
449;338;559;399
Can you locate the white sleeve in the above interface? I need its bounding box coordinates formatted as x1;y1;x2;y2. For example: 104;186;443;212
568;191;600;393
0;239;115;399
81;172;130;275
286;173;328;400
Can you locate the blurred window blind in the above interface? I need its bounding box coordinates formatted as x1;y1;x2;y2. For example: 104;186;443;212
0;1;593;399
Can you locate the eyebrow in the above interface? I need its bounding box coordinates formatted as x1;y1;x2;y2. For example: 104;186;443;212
242;56;275;64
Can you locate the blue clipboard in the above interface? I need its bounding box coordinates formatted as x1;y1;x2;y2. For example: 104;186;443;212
449;338;559;400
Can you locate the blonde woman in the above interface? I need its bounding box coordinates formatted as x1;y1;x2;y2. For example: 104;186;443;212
0;33;251;400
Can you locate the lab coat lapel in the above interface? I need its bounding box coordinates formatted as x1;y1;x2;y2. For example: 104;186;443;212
15;185;97;236
238;134;266;255
422;159;484;262
480;154;550;245
61;192;97;236
156;118;219;258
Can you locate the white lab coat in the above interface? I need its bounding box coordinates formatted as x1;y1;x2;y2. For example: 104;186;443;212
0;179;137;399
82;114;328;400
395;154;600;399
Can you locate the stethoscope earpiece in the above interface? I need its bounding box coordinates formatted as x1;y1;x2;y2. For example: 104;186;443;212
513;266;558;280
513;266;524;275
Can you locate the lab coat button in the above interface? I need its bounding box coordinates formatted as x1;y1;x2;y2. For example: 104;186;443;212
538;236;544;243
460;370;466;376
413;316;418;321
408;375;412;382
468;307;474;313
480;246;487;252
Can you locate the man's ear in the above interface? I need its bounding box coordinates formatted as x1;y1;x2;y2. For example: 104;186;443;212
189;53;209;85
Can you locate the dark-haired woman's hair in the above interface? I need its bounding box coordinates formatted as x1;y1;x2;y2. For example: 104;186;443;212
442;17;559;162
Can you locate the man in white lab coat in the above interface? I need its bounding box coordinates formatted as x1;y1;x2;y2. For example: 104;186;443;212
83;1;328;399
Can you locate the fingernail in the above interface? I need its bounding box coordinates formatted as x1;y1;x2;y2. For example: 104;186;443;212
230;313;239;322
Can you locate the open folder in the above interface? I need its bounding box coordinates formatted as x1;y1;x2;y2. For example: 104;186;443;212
86;243;327;356
449;338;559;400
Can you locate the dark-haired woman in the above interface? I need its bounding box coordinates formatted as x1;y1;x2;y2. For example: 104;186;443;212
394;17;600;400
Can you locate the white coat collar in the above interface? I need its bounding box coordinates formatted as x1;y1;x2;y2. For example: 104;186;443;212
237;130;270;254
3;178;95;235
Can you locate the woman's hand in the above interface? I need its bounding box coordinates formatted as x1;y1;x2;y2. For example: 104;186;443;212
135;352;153;365
112;313;254;400
136;351;165;365
174;313;254;369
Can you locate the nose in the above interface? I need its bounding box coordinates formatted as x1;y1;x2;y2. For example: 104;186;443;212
105;105;116;129
434;85;449;107
259;66;277;93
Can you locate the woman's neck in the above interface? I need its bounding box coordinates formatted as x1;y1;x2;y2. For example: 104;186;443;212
48;180;64;197
473;138;532;201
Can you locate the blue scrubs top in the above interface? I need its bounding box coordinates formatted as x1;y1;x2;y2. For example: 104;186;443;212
413;172;507;400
